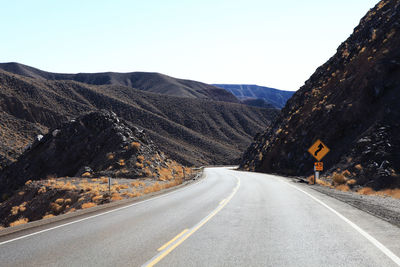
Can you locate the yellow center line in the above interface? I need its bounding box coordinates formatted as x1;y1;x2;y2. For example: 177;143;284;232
157;229;189;251
143;177;241;267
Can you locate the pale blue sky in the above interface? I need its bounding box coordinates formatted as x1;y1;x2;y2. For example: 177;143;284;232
1;0;379;91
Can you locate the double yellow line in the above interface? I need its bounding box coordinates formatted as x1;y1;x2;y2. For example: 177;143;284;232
143;177;241;267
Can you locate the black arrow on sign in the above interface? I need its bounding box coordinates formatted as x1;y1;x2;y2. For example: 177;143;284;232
314;143;324;156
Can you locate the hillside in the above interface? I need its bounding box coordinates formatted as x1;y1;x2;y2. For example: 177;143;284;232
214;84;294;108
0;62;239;103
240;0;400;190
0;69;278;169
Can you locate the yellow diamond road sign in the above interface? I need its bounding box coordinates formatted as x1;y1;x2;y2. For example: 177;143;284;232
308;139;330;161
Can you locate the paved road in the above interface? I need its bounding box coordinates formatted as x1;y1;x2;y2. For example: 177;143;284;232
1;167;400;266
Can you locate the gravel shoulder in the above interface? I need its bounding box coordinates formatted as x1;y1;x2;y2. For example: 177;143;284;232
306;183;400;228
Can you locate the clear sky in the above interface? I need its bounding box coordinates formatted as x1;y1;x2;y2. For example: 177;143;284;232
1;0;379;91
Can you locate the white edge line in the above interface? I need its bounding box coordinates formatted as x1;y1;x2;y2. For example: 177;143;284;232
0;173;207;247
282;179;400;266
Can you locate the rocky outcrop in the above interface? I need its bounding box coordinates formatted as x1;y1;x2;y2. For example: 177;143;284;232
240;0;400;189
0;110;171;196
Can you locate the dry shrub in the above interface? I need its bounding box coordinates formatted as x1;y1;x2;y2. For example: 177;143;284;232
78;197;85;202
307;175;314;184
42;214;55;219
316;179;330;186
143;182;163;194
25;180;32;185
64;198;72;205
332;172;347;185
61;182;77;191
9;218;29;227
81;202;96;209
91;178;100;182
347;179;357;185
137;155;145;162
92;195;103;202
107;153;115;160
135;162;144;169
101;177;109;183
111;193;123;201
50;202;63;213
336;184;350;192
11;206;20;216
118;159;125;166
376;188;400;199
18;191;25;196
38;186;47;194
131;142;141;150
158;167;173;181
82;172;92;177
55;198;64;205
355;164;363;171
357;187;375;195
143;167;153;177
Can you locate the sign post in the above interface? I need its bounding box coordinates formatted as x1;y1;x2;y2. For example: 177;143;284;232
308;140;330;185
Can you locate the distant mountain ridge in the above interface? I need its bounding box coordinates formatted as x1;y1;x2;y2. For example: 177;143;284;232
0;68;278;169
0;62;239;103
213;84;294;108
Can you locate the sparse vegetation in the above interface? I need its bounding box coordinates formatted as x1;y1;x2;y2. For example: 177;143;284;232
9;218;29;227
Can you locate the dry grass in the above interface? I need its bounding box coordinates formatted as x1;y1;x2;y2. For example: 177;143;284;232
107;153;115;160
92;195;103;202
55;198;64;205
111;193;123;201
11;202;28;215
25;180;32;185
143;182;163;194
118;159;125;166
101;177;109;183
82;172;92;177
137;155;145;162
50;202;63;213
376;188;400;199
336;184;350;192
135;162;144;169
131;142;141;150
81;202;96;209
332;172;347;185
355;164;363;171
9;218;29;227
357;187;376;195
347;179;357;185
42;214;55;219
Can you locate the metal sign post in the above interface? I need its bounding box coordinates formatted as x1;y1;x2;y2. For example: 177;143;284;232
108;177;111;194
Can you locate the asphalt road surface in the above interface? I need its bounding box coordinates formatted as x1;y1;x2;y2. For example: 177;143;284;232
1;167;400;266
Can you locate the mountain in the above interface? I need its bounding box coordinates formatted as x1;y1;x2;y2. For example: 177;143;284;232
0;68;278;170
0;62;239;103
213;84;294;108
240;0;400;189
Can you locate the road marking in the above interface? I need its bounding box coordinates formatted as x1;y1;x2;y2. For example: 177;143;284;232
283;179;400;266
0;174;207;247
143;177;240;267
158;229;189;251
219;198;226;205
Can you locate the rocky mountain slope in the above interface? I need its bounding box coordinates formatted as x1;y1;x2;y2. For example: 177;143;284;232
0;69;278;169
214;84;294;108
240;0;400;190
0;110;173;195
0;62;239;103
